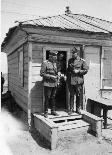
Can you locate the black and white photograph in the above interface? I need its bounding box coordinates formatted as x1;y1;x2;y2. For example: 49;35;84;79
1;0;112;154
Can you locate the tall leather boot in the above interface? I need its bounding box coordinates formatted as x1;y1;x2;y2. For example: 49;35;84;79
76;95;81;114
44;97;49;118
68;95;74;115
51;98;58;116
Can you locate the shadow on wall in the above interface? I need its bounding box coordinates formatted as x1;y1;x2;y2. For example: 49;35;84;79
30;81;43;114
86;99;92;113
1;91;16;113
86;99;102;117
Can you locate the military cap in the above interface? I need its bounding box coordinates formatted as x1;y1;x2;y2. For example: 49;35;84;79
72;46;78;53
49;50;58;56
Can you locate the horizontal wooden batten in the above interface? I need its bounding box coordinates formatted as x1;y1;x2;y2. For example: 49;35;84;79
30;32;112;46
8;64;19;69
32;63;41;67
25;27;111;40
32;75;42;83
8;52;18;59
9;81;27;90
31;99;43;106
9;88;28;106
14;94;28;112
32;50;42;59
32;66;41;74
31;107;43;113
31;92;43;98
32;58;42;64
9;81;28;96
32;45;43;51
8;57;18;64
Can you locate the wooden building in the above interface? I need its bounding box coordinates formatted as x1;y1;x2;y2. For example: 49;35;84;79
2;10;112;122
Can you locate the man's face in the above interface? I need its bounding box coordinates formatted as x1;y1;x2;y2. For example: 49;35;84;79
72;52;78;59
52;55;57;62
49;54;57;62
58;54;64;61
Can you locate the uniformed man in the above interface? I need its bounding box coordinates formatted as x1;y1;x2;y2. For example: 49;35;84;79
40;50;59;118
67;47;89;115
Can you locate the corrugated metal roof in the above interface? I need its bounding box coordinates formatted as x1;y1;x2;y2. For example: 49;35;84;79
22;13;112;33
2;13;112;48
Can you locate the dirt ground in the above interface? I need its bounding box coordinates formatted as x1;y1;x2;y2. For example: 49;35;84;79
0;108;111;155
8;129;112;155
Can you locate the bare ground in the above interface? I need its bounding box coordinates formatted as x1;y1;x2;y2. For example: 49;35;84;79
7;129;112;155
6;109;112;155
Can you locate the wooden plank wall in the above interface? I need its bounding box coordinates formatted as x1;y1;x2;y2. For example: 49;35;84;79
8;44;28;112
31;44;43;113
31;43;79;113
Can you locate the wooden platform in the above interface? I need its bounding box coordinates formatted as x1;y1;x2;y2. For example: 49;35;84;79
33;111;90;149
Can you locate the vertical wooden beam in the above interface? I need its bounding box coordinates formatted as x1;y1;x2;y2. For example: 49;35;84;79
42;47;47;112
101;46;104;90
82;45;87;110
51;127;58;150
103;107;108;129
66;49;71;110
96;120;102;138
28;38;32;130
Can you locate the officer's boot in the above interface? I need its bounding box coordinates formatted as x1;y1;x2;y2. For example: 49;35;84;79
51;98;58;116
76;95;81;114
68;95;74;115
44;98;49;118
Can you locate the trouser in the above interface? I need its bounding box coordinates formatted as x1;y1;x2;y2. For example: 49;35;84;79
44;86;57;113
68;84;82;111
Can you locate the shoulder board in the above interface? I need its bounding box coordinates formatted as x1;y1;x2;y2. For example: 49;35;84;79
81;58;85;61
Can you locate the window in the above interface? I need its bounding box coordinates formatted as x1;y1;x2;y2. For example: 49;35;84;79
101;47;112;89
18;49;23;85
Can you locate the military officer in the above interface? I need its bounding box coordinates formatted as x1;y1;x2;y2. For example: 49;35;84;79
40;50;59;118
67;47;89;115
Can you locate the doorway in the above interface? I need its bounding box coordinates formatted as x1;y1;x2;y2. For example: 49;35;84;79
45;50;68;110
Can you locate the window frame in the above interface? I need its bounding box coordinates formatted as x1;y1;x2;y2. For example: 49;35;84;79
101;47;112;90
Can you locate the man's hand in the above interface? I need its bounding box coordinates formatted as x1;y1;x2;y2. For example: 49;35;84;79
74;69;79;73
50;75;57;80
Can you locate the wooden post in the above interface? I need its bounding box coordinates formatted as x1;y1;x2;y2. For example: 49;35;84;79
96;120;102;138
28;37;32;130
66;49;71;110
51;127;58;150
82;45;87;110
103;107;108;129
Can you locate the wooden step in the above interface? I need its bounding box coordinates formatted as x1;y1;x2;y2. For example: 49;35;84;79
51;114;82;122
34;112;91;150
47;111;81;119
58;119;90;131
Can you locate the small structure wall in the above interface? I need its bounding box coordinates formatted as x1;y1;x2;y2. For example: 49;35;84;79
8;43;28;112
2;26;112;115
31;44;43;113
